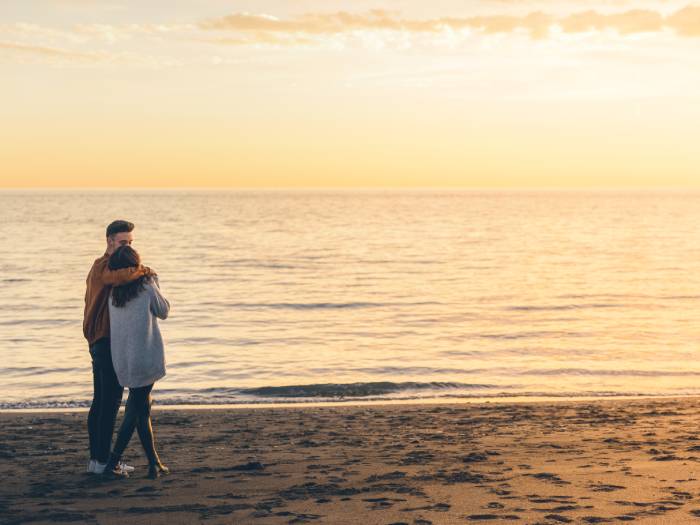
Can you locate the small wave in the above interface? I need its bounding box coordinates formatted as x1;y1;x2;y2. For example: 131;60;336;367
203;301;439;310
348;366;484;375
168;337;262;347
354;259;439;265
210;258;301;270
523;368;700;377
2;389;697;410
1;366;82;376
0;318;76;326
239;381;492;398
556;293;700;301
504;303;625;311
477;330;590;340
166;360;225;369
0;304;37;312
0;400;93;410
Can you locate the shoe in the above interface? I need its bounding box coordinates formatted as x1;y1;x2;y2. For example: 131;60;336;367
102;465;129;480
117;461;135;473
90;460;132;474
147;463;170;479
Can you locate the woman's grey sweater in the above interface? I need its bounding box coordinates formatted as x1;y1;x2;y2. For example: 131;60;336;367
109;276;169;388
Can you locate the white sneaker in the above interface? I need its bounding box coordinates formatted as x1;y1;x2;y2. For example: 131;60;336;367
117;461;135;473
88;460;134;474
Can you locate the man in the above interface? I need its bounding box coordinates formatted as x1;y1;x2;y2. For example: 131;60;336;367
84;220;153;478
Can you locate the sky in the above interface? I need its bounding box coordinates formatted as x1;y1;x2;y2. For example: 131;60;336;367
1;0;699;189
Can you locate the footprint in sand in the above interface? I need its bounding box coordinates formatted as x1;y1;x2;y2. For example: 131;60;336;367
544;515;573;523
466;514;521;521
588;483;625;492
400;503;450;512
527;472;570;485
581;517;612;523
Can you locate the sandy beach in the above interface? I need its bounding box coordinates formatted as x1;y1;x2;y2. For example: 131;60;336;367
4;398;700;524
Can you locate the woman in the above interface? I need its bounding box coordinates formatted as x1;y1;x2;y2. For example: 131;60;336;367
103;245;170;479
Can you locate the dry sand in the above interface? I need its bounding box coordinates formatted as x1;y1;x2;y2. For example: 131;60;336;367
4;398;700;524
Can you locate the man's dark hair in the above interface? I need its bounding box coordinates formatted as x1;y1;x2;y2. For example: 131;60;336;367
106;220;134;238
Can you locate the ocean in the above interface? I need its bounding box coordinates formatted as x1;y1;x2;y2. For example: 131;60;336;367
2;189;700;409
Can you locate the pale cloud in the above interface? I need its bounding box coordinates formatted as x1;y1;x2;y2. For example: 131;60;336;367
666;4;700;35
1;21;195;43
0;39;97;60
0;22;88;43
201;34;318;47
559;9;664;34
0;38;181;67
200;5;700;41
72;23;196;43
2;4;699;66
0;21;192;66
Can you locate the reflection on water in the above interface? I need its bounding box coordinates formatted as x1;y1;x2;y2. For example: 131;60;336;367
1;190;700;408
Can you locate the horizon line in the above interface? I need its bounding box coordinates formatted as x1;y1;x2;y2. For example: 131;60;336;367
2;185;700;192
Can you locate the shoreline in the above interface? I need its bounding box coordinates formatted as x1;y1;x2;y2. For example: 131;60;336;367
3;392;700;414
6;396;700;523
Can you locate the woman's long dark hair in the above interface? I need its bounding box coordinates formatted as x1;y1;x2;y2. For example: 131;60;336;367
109;246;148;307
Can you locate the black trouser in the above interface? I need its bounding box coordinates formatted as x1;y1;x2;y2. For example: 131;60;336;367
109;384;160;466
87;337;124;463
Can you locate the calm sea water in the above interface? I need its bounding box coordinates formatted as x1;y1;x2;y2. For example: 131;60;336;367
2;190;700;408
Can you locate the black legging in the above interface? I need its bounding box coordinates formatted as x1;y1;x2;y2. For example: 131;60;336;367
109;384;161;466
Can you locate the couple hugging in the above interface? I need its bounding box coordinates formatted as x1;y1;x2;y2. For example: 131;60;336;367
83;220;170;480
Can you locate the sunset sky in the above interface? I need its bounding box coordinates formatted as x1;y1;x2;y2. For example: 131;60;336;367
2;0;699;188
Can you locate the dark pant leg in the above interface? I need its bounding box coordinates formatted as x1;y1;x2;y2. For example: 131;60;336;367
87;351;102;460
110;384;153;464
88;338;124;463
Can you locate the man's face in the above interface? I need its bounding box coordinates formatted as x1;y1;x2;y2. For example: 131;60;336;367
107;232;134;255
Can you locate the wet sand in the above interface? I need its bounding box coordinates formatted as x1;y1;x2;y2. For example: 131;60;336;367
4;398;700;524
